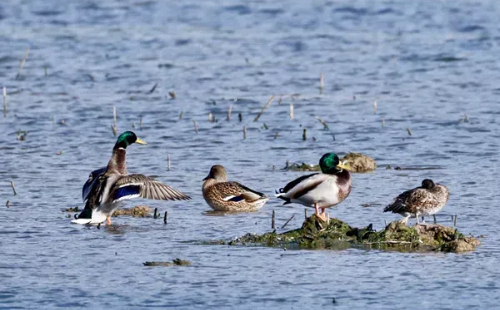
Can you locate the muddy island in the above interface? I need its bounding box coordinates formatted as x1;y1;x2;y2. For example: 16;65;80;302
226;216;480;253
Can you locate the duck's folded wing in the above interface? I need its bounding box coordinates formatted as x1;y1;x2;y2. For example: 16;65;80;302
280;173;320;193
217;182;266;203
384;188;430;213
82;167;107;201
278;173;328;199
113;174;191;202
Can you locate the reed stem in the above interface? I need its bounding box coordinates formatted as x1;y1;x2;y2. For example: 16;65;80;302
10;181;17;195
227;105;232;121
16;46;30;79
254;95;275;122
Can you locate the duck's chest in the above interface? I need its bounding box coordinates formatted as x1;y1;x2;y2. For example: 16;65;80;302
307;177;351;206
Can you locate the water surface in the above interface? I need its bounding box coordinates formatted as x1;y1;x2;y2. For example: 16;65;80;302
1;0;499;309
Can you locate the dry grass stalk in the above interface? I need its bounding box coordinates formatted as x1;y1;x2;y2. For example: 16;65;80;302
112;106;117;136
373;100;377;114
407;127;412;136
10;181;17;195
274;132;279;139
238;113;242;122
281;214;295;229
314;116;329;129
319;73;324;93
243;126;247;139
139;117;143;129
179;111;183;120
254;95;276;122
148;83;158;94
227;105;232;121
302;128;307;141
193;120;198;133
16;46;30;79
167;155;171;171
169;91;176;99
290;103;294;120
272;210;275;229
3;87;6;117
382;116;385;128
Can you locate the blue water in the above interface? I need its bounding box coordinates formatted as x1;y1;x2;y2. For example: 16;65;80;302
1;0;499;309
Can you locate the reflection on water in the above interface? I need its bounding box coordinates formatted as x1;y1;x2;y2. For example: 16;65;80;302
1;0;500;309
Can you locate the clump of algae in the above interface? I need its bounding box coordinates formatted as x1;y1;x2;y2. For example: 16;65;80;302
285;152;376;173
113;205;151;217
227;216;479;253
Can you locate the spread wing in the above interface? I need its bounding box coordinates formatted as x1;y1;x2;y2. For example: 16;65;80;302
82;167;107;201
112;174;191;202
76;173;108;220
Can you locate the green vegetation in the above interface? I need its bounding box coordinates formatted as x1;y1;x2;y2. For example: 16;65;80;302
226;216;480;253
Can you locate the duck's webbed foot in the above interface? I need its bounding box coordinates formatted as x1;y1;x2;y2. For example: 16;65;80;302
399;215;410;225
319;207;330;223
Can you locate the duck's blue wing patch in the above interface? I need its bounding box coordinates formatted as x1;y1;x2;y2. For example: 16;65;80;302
228;196;244;202
114;185;142;202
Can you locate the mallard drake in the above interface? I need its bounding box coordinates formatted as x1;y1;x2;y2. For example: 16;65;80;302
384;179;449;224
72;131;190;225
202;165;269;211
276;152;352;222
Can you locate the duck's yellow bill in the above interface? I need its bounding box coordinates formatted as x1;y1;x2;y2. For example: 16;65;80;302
136;138;147;145
336;161;351;171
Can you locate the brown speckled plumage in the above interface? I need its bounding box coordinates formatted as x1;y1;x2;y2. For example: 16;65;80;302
202;165;268;211
384;179;449;224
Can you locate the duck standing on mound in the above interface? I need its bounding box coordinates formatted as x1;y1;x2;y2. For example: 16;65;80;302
73;131;190;225
384;179;449;225
276;152;352;222
202;165;269;211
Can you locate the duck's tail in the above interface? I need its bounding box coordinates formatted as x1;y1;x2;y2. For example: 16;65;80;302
252;197;270;210
274;189;291;205
71;208;106;225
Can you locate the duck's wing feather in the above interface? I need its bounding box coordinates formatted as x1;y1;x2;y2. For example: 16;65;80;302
76;174;108;220
384;188;434;213
112;174;191;202
281;173;320;193
82;167;107;201
278;173;329;199
214;181;266;203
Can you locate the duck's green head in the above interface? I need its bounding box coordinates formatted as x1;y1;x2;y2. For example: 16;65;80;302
113;131;147;149
319;152;351;174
